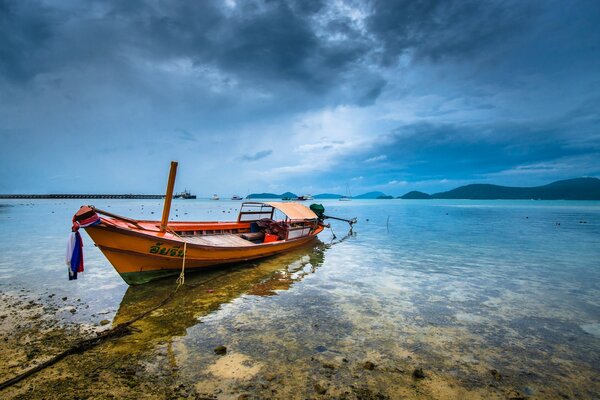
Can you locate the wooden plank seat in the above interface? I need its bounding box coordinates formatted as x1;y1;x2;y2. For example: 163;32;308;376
182;234;256;247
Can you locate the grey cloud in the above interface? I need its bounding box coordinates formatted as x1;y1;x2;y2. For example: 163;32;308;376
0;1;371;98
0;1;57;81
0;0;568;107
366;0;536;65
242;149;272;161
176;129;196;142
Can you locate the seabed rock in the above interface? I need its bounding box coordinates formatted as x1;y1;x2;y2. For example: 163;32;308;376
314;383;327;395
412;367;425;379
214;345;227;355
363;361;376;370
490;369;502;381
322;362;336;369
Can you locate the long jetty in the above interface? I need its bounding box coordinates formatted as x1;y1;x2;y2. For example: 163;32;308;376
0;194;165;199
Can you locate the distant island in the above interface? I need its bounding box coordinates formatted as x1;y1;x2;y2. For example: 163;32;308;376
244;178;600;201
399;177;600;200
246;191;388;199
246;192;297;199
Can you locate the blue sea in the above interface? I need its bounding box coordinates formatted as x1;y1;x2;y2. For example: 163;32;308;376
1;199;599;398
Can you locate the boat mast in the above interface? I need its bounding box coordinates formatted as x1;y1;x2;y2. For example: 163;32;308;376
160;161;178;232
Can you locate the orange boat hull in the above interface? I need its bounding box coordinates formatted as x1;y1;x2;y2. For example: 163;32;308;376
84;221;323;285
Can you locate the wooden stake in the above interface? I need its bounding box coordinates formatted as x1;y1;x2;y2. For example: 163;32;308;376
160;161;178;232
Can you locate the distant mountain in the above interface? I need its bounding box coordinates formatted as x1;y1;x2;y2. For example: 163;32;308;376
314;193;343;199
353;191;387;199
400;191;431;199
246;192;297;199
400;178;600;200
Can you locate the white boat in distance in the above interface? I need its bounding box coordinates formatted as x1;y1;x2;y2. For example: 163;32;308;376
211;194;220;200
339;184;352;201
231;195;243;200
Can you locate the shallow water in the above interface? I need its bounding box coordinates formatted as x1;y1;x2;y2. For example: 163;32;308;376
1;199;599;398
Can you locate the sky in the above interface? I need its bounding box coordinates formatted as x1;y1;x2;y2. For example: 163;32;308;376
1;0;599;196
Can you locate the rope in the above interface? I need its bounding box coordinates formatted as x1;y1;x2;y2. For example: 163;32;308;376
176;241;187;288
166;227;187;289
0;289;176;391
0;269;232;392
329;224;337;240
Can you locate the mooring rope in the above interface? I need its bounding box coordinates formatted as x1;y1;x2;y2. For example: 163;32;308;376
166;227;187;289
0;268;229;392
177;241;187;288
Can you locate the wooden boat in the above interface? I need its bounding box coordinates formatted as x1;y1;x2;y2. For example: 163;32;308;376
70;162;356;285
70;162;330;285
77;201;324;285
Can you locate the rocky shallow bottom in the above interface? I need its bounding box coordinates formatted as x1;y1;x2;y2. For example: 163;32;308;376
1;263;598;400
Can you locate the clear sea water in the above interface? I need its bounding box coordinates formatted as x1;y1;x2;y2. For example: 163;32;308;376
1;199;599;398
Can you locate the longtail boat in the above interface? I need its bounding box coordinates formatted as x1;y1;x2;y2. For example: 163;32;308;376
69;162;352;285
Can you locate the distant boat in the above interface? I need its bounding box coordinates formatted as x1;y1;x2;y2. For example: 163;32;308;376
174;189;196;199
231;195;243;200
339;184;352;201
211;194;220;200
296;194;313;201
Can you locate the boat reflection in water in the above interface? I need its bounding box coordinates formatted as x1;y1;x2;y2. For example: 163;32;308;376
110;240;329;349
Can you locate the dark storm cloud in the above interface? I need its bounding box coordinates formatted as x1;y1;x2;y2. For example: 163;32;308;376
0;0;542;100
0;1;56;81
0;0;367;93
366;0;534;65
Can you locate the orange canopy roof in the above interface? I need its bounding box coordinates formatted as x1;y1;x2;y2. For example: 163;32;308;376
265;202;318;221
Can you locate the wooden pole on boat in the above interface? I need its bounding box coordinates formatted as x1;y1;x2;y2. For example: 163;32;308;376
160;161;178;232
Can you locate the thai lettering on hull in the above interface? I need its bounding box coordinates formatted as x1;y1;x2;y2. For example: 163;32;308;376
149;242;184;257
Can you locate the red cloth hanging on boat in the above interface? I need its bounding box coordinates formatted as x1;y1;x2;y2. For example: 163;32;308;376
66;206;100;280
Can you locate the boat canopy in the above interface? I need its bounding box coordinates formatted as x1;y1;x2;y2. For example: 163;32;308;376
238;201;318;223
265;202;318;222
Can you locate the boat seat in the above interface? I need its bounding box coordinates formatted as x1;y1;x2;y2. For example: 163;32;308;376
182;234;255;247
